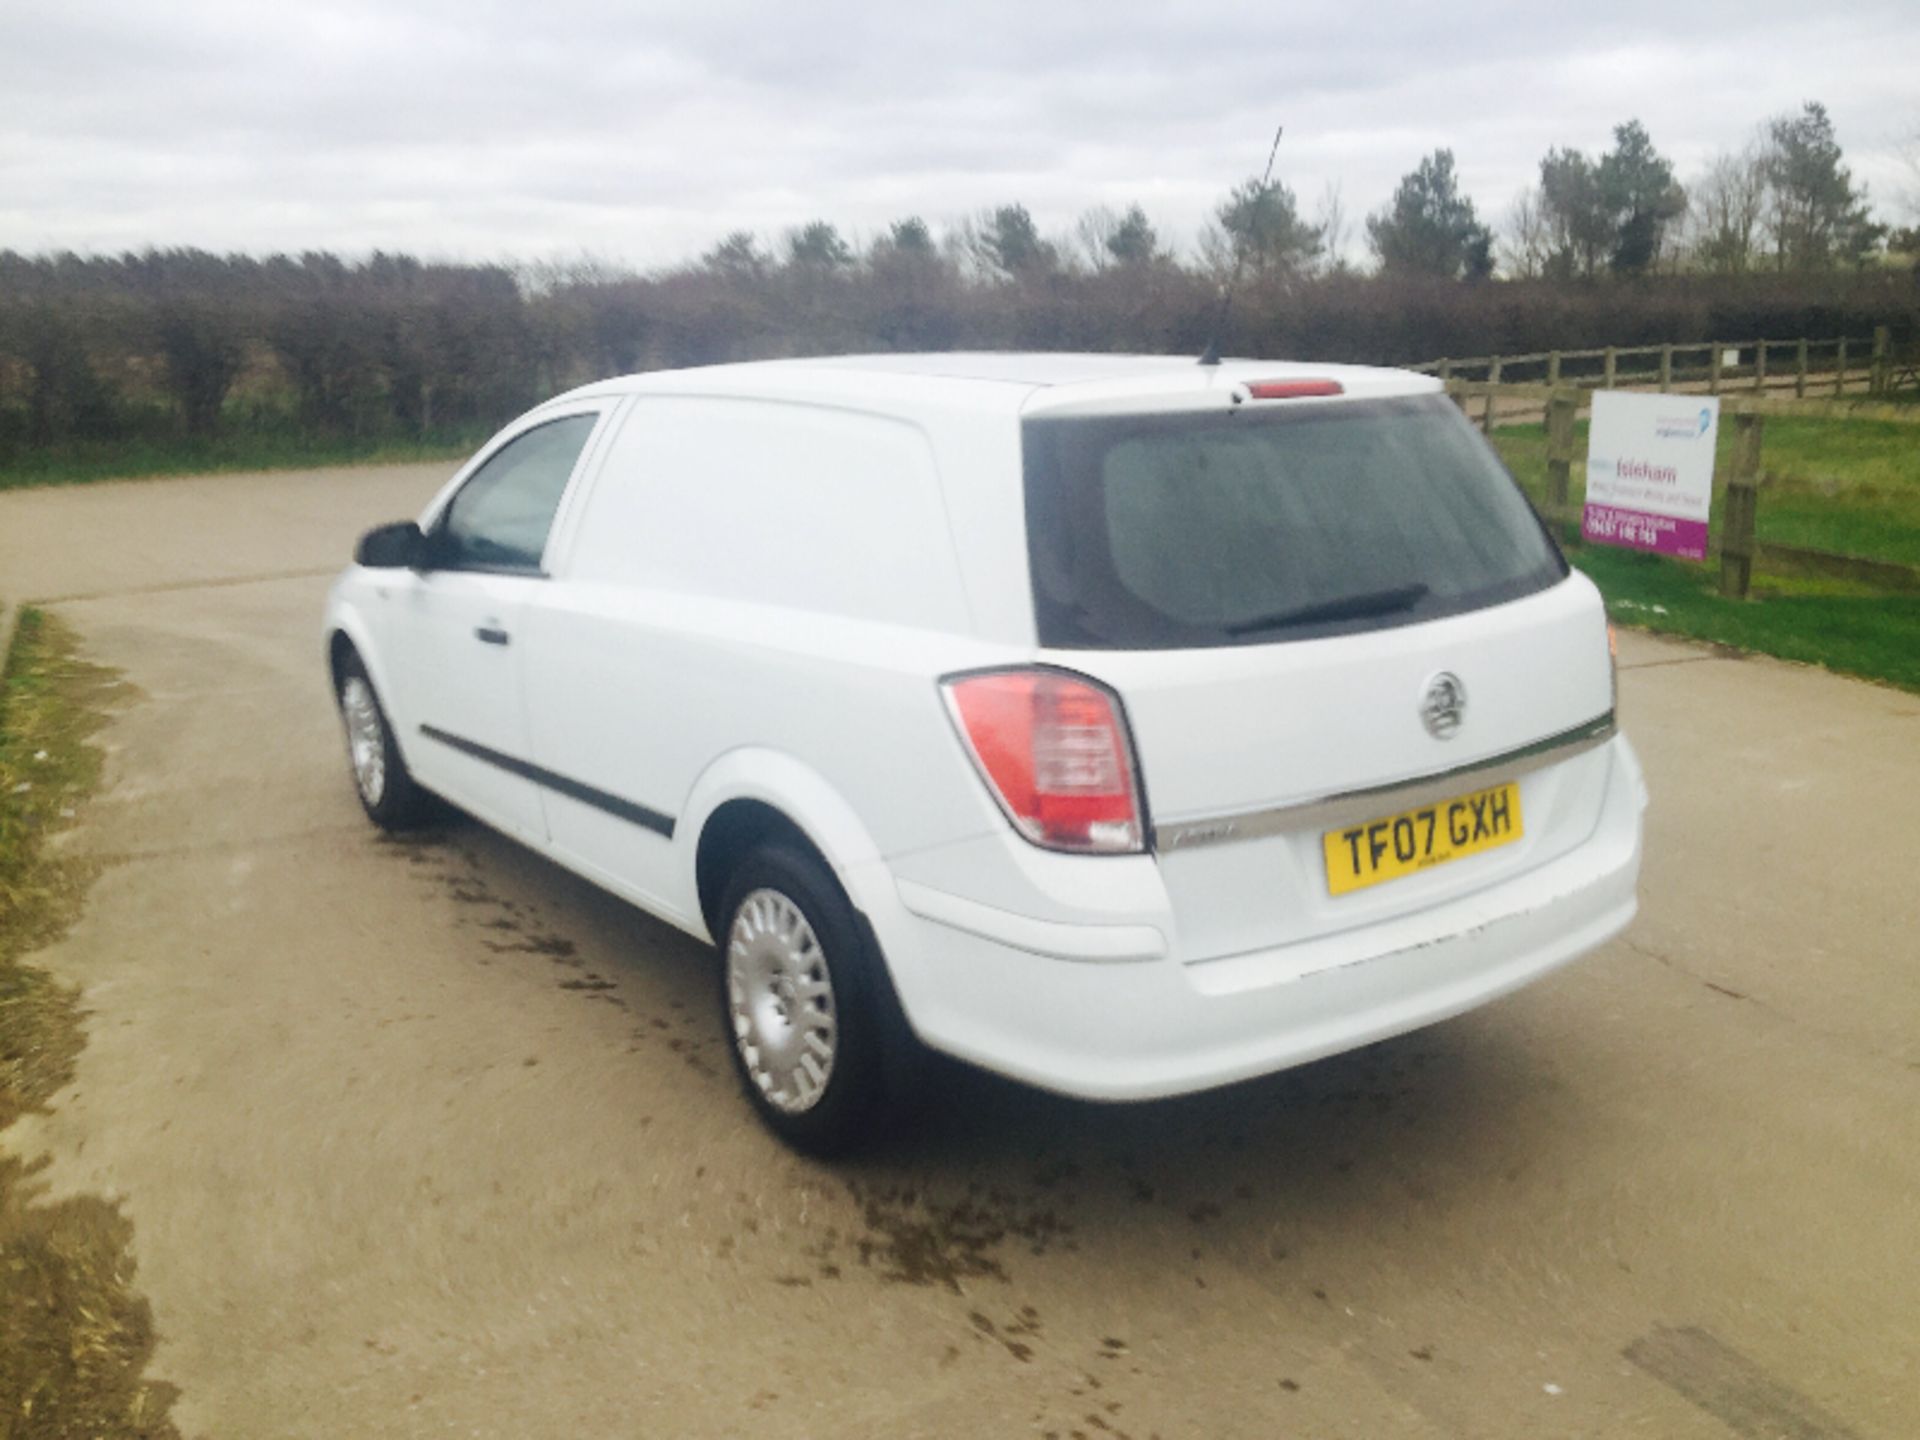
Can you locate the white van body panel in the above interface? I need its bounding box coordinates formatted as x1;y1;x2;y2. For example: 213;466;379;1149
324;353;1645;1102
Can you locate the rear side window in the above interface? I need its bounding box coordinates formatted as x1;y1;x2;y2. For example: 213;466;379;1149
567;398;968;631
435;414;598;572
1023;394;1566;649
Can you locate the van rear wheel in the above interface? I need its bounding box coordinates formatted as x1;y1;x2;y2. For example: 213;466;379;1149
717;844;913;1156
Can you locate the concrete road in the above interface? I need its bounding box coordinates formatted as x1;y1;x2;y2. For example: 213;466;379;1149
2;466;1916;1439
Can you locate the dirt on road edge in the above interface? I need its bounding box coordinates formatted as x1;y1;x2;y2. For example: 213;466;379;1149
0;608;180;1439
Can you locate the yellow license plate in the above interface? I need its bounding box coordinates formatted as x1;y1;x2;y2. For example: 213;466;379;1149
1323;781;1523;897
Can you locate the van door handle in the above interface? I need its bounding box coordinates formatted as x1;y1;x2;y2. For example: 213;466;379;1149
474;626;511;647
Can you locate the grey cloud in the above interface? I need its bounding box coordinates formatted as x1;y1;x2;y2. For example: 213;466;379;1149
3;0;1914;263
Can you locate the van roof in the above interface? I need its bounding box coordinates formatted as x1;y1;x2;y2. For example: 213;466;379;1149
555;352;1439;419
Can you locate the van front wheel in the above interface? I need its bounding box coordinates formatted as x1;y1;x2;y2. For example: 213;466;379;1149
335;654;430;831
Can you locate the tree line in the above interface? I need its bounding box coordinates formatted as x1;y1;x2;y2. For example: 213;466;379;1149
1501;104;1895;281
1;101;1912;460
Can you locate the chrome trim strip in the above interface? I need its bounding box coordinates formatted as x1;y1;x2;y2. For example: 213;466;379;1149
1153;712;1617;853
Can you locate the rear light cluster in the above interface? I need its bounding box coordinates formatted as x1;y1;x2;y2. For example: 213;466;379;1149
941;668;1146;854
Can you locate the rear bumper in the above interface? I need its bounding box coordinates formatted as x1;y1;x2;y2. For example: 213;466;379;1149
864;736;1645;1102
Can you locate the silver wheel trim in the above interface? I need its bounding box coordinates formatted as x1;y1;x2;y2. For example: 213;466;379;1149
726;888;838;1115
341;676;387;807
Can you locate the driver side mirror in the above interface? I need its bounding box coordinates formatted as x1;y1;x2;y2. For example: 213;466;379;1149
355;520;428;570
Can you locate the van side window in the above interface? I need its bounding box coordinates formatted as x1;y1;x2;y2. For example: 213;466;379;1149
435;414;598;573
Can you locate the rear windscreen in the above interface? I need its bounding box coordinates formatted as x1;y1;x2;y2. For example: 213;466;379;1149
1023;393;1567;649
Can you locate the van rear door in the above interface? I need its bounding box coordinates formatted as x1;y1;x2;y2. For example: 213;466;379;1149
1021;390;1616;963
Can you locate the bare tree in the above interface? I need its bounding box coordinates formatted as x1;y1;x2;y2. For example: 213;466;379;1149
1895;122;1920;220
1315;182;1352;274
513;253;631;296
1686;145;1768;274
1498;186;1552;279
1074;206;1121;272
1891;124;1920;258
1654;191;1692;275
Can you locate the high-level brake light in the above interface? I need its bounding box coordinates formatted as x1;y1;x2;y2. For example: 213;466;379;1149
941;669;1146;854
1245;379;1344;400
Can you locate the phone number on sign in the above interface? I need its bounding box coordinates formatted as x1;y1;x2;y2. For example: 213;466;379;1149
1582;503;1706;559
1585;509;1666;545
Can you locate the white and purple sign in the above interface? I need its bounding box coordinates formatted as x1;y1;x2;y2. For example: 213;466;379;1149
1582;391;1720;560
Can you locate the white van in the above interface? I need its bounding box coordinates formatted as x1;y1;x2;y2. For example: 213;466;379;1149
325;353;1645;1153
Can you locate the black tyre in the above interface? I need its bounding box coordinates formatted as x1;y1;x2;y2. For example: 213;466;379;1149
335;652;432;831
717;843;918;1156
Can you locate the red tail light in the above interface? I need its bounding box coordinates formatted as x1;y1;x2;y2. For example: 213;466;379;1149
941;669;1145;854
1245;379;1343;399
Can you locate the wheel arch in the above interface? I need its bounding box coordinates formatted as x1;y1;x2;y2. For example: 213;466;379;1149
681;749;889;946
324;604;415;770
324;600;381;691
326;626;358;691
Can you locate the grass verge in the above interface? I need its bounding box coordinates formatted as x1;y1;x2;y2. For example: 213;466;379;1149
1490;412;1920;692
1568;546;1920;693
1;608;180;1439
0;425;488;490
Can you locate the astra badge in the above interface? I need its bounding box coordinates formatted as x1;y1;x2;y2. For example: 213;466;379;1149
1420;671;1467;740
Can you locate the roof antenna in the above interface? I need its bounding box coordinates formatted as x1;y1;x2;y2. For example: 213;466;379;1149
1198;122;1283;367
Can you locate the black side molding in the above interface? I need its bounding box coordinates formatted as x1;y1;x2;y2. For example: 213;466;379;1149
420;725;675;839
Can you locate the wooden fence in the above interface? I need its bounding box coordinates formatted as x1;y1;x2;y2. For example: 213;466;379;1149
1413;327;1904;400
1450;380;1920;600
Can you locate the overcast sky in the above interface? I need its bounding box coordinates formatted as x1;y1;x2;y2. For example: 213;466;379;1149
4;1;1916;270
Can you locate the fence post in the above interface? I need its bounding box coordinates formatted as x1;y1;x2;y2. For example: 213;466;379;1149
1755;340;1768;392
1546;388;1578;530
1871;327;1890;396
1835;337;1848;397
1603;346;1616;389
1720;412;1762;600
1488;355;1503;384
1794;337;1808;398
1658;344;1673;390
1438;358;1453;382
1547;351;1562;386
1709;344;1722;394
